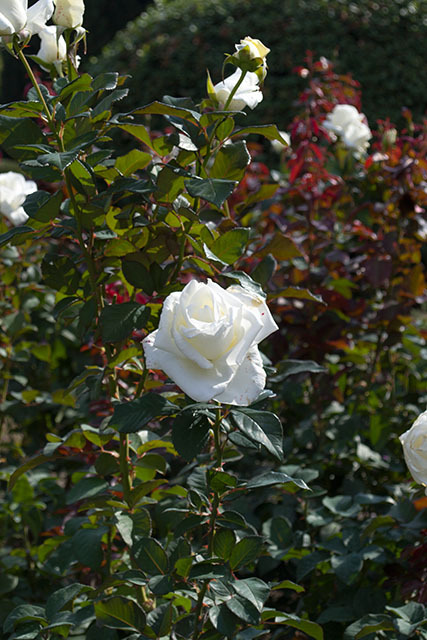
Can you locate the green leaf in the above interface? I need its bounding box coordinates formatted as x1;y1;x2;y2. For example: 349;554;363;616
121;258;154;293
46;584;90;620
189;561;229;580
100;302;150;342
146;602;173;637
116;123;153;148
0;574;19;596
148;574;174;595
111;393;177;433
226;596;260;625
208;470;237;494
244;470;309;491
344;614;395;639
272;359;326;382
270;286;325;304
133;537;169;575
229;536;263;570
213;529;236;561
92;72;119;91
258;231;302;261
233;578;270;612
222;270;266;298
185;177;236;208
262;611;324;640
209;227;250;264
66;477;108;504
132;100;201;123
71;527;109;570
8;453;53;490
231;409;284;461
331;553;363;585
272;579;305;593
232;124;289;144
172;409;211;461
0;225;33;249
95;596;146;632
3;605;46;633
210;140;251;181
209;604;238;637
38;149;80;171
0;115;45;160
116;149;152;176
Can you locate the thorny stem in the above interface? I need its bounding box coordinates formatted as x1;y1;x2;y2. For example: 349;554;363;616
192;409;223;640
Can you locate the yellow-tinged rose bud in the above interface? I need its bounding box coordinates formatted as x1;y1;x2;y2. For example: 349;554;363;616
237;36;270;61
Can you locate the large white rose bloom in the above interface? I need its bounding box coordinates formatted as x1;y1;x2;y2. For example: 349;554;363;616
400;410;427;492
0;0;54;36
143;280;278;405
213;69;263;111
324;104;372;155
53;0;84;28
0;172;37;225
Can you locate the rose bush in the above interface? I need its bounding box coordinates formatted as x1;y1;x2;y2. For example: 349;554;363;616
0;171;37;225
143;279;278;404
400;410;427;491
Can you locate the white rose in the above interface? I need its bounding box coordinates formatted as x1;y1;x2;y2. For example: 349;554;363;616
143;279;278;405
0;0;53;36
0;171;37;225
341;120;372;155
323;104;364;135
400;410;427;491
213;69;263;111
37;25;66;67
324;104;372;155
53;0;84;28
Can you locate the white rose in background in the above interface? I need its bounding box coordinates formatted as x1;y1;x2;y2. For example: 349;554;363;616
143;280;278;405
324;104;372;156
341;120;372;155
53;0;84;28
400;410;427;492
213;69;263;111
0;0;53;37
0;172;37;225
36;25;66;69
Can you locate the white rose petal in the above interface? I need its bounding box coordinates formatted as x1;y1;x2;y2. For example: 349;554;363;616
400;410;427;490
143;279;278;405
26;0;54;35
214;69;263;111
0;0;53;36
0;0;27;36
341;120;372;155
0;171;37;226
37;25;66;66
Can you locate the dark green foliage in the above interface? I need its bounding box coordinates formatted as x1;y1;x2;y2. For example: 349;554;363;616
87;0;427;127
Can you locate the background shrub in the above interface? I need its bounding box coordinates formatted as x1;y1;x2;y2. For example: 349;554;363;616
87;0;427;128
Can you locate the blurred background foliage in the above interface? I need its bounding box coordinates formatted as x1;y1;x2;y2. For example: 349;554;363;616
1;0;426;129
86;0;427;128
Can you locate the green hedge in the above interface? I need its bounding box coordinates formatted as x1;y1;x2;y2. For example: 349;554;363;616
86;0;427;127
